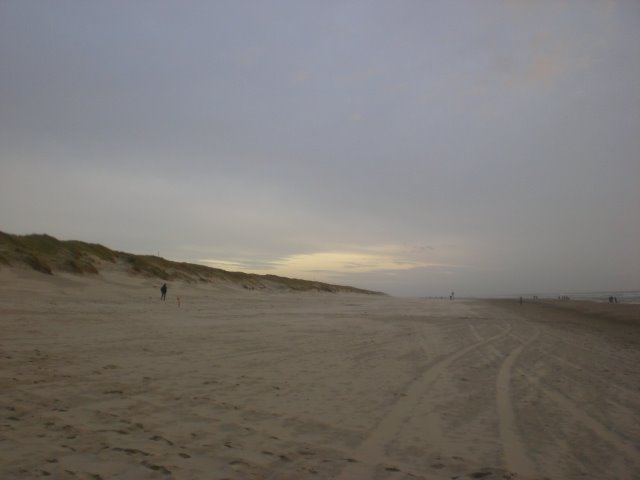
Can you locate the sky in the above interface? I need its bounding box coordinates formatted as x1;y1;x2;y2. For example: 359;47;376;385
1;1;639;297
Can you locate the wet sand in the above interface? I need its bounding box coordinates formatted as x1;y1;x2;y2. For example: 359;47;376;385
1;268;639;479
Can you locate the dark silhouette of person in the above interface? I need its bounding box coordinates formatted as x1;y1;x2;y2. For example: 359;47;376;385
160;283;167;301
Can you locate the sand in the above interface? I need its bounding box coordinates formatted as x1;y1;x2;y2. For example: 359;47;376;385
1;268;639;480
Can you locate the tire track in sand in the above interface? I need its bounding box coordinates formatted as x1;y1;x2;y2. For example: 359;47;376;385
482;316;640;477
494;328;540;478
472;317;540;478
519;368;640;466
334;322;512;479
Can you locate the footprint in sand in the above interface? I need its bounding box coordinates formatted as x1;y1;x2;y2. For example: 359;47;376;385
141;461;172;475
113;447;151;457
149;434;174;445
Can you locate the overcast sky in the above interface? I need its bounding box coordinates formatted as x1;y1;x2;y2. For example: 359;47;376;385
1;1;638;296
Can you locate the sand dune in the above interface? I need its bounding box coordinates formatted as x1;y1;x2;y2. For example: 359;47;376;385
1;268;639;479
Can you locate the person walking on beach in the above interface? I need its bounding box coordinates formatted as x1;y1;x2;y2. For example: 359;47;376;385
160;283;167;301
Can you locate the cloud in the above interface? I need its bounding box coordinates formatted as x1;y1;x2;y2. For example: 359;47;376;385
522;50;562;85
234;47;266;69
199;257;287;272
198;243;460;286
1;1;637;297
499;4;616;91
291;70;310;85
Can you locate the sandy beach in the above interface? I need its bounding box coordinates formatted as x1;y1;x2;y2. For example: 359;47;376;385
1;268;639;480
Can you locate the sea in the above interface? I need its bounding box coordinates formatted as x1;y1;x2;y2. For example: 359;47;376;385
556;290;640;304
487;290;640;304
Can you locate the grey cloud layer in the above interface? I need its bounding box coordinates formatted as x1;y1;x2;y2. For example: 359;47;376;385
1;1;638;296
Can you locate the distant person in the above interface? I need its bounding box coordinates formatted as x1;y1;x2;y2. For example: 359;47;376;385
614;296;618;304
160;283;167;301
608;296;613;304
519;296;523;305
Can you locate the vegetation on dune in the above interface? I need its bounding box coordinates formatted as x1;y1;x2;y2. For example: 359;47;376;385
66;240;117;262
22;252;53;275
0;231;112;276
259;274;375;294
0;251;10;266
0;231;385;295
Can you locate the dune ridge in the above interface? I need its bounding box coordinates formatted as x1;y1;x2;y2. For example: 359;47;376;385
0;231;384;295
